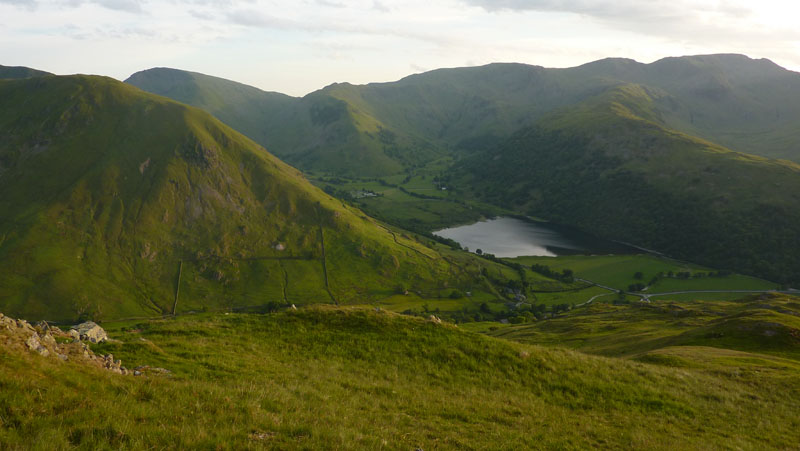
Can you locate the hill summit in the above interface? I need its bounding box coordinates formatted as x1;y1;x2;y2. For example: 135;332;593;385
0;75;462;321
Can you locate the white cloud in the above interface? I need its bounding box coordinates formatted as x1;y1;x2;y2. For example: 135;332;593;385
0;0;798;95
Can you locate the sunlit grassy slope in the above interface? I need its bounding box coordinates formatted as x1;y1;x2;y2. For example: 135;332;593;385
0;74;516;322
2;306;799;449
486;293;800;360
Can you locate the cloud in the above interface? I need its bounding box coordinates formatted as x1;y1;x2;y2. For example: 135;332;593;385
313;0;346;7
94;0;143;13
460;0;747;19
459;0;800;52
457;0;753;32
4;0;147;12
227;9;297;28
0;0;37;9
372;0;388;12
226;7;463;47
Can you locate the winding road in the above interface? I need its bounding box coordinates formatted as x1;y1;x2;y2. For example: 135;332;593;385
574;277;796;307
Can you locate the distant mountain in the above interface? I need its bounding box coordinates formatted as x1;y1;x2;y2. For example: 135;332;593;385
0;64;52;79
458;83;800;285
570;54;800;161
0;75;467;321
126;68;436;176
128;55;800;173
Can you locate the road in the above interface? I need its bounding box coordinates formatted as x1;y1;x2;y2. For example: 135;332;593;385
574;277;795;306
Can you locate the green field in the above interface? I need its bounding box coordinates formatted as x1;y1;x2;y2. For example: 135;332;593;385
310;173;501;233
510;254;778;299
3;305;800;449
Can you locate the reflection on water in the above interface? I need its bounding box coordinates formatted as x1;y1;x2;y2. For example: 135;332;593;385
433;217;638;258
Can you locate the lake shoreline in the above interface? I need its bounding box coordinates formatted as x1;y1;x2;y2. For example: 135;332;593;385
433;216;641;258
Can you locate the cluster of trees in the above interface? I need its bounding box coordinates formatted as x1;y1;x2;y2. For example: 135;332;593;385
398;186;440;200
316;176;349;185
530;264;575;283
627;283;647;292
658;270;732;279
322;185;354;201
624;268;738;292
401;299;576;324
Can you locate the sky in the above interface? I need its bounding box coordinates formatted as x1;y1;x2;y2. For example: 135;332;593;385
1;0;799;96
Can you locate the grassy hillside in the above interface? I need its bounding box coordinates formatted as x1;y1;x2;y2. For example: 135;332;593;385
2;306;800;449
459;83;800;285
0;74;515;322
486;293;800;360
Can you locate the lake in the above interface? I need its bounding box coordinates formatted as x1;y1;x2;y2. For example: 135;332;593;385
433;217;640;258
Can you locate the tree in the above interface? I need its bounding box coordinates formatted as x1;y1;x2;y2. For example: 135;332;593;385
628;283;646;292
476;249;483;255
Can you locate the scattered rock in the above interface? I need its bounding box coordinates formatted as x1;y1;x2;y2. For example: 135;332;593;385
428;315;442;324
15;319;35;334
133;365;172;376
1;311;162;377
139;157;151;174
40;332;56;346
35;320;51;332
70;321;108;343
290;304;297;310
25;333;49;357
249;431;276;441
0;314;14;330
519;350;530;359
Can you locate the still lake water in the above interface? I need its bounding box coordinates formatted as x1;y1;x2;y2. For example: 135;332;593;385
433;217;639;258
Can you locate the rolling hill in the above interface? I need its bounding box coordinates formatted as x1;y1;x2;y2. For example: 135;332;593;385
3;305;800;448
484;293;800;377
0;74;499;322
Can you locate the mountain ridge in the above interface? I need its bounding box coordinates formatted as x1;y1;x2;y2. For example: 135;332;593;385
127;53;800;173
0;74;480;321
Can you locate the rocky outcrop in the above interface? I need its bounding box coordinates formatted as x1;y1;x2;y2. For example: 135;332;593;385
69;321;108;343
428;315;442;324
1;313;128;374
